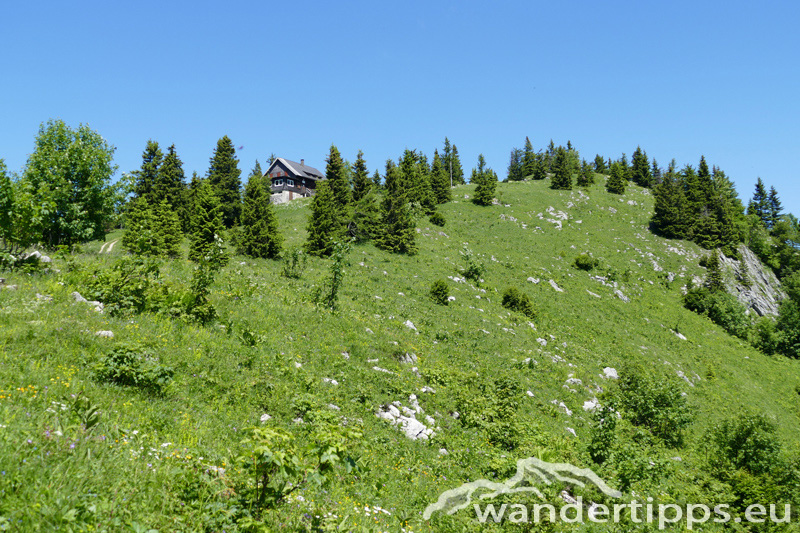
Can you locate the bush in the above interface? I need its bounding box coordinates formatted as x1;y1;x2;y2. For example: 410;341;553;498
588;405;617;465
501;287;536;319
751;317;780;355
281;247;308;279
708;413;781;475
429;279;449;305
616;366;693;447
684;287;751;340
95;344;173;394
573;253;600;271
776;298;800;358
459;245;485;284
429;211;445;227
83;257;160;316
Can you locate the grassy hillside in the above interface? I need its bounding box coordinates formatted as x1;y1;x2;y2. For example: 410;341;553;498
1;179;799;531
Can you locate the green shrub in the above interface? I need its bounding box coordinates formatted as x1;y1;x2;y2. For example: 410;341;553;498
313;240;351;311
501;287;536;319
281;247;308;279
777;298;800;358
83;257;160;316
459;245;485;283
708;413;781;476
95;344;173;394
429;279;449;305
573;253;600;271
752;317;780;355
616;366;693;447
429;211;445;227
684;287;751;340
588;405;617;465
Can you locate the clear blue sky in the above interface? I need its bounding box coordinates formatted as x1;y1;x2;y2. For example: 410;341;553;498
2;1;798;214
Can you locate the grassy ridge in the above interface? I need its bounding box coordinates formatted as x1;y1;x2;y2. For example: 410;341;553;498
1;179;798;531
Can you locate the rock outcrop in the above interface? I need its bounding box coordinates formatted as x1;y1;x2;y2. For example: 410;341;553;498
719;246;786;316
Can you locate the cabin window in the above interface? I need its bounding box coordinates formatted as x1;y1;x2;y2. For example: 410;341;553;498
274;179;283;186
287;179;294;187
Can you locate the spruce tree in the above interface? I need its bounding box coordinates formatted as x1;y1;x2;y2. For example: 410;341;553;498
239;175;283;259
594;154;607;174
189;180;226;263
155;199;182;258
471;154;497;206
768;186;783;229
522;137;536;178
704;252;724;292
532;152;547;180
132;140;163;202
507;148;524;181
371;169;382;189
207;135;242;228
651;161;689;239
399;149;435;213
157;144;188;229
304;181;337;257
748;178;770;227
430;149;452;204
122;198;158;256
351;150;371;203
576;159;594;187
651;158;662;185
325;145;351;211
550;146;572;190
631;146;652;187
376;160;417;255
351;188;382;243
606;162;626;194
0;160;13;245
447;143;465;185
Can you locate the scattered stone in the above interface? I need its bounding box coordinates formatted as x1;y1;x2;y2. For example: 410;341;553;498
565;427;577;437
71;291;88;303
419;386;436;394
322;377;339;386
342;352;350;360
583;398;600;412
365;328;374;334
549;280;564;292
602;367;619;380
376;395;436;440
404;320;417;331
565;377;582;386
586;290;601;298
447;296;456;302
373;366;396;375
551;400;573;416
450;411;460;419
526;390;534;397
2;284;19;291
260;413;272;423
36;293;52;301
527;277;540;284
327;404;341;411
95;330;114;338
292;417;304;424
676;370;694;387
537;338;548;347
674;331;687;341
399;352;417;364
439;448;449;456
614;289;630;303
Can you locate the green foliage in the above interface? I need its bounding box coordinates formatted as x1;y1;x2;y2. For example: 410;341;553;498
684;287;751;340
207;135;242;228
157;144;189;230
703;251;724;292
471;154;497;206
349;188;382;243
429;150;451;204
506;147;524;181
122;199;182;258
708;413;781;476
776;298;800;358
376;161;417;255
588;405;617;464
751;317;780;355
350;150;371;203
615;366;693;447
131;140;163;202
238;176;283;259
313;240;351;311
189;180;227;264
95;344;174;394
429;279;450;305
458;245;485;283
593;154;607;174
83;257;161;316
305;181;339;257
549;146;572;190
630;145;651;187
429;211;445;227
651;160;689;239
455;376;522;451
576;159;594;187
605;162;626;194
325;145;352;217
441;137;464;185
21;119;117;246
500;287;536;319
573;253;600;271
281;247;307;279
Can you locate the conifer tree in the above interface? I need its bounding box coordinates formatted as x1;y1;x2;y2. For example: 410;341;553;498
324;145;352;226
576;159;594;187
522;137;536;178
239;175;283;259
631;146;652;187
748;178;770;227
471;154;497;206
507;148;524;181
247;160;265;190
371;169;382;189
132;140;163;202
651;160;689;239
304;181;337;257
351;188;382;243
189;180;226;263
594;154;607;174
768;186;783;230
550;146;572;190
157;144;188;229
545;139;556;171
442;139;464;186
207;136;241;228
651;158;662;185
430;150;451;204
532;152;547;180
376;160;417;255
704;252;724;292
122;199;182;258
0;160;13;246
399;149;435;213
606;162;626;194
155;199;182;258
351;150;371;203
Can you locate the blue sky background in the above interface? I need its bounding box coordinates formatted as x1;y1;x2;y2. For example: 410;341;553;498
1;1;798;213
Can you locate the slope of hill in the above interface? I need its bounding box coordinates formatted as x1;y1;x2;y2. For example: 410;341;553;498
1;179;798;531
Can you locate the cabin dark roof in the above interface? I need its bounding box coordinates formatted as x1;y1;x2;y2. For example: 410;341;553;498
267;158;325;181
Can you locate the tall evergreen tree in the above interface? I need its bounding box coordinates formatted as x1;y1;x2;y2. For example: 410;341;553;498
0;160;13;246
377;160;417;255
594;154;607;174
630;146;652;187
189;180;226;263
532;152;547;180
522;137;536;178
154;199;183;258
768;186;783;230
157;144;188;229
371;169;382;189
399;149;435;212
576;159;595;187
239;175;283;259
351;150;371;202
704;252;724;292
247;159;265;190
132;140;163;202
430;150;451;204
606;162;626;194
471;154;497;206
207;136;242;228
304;181;338;257
324;144;351;215
442;139;464;186
550;146;572;190
507;148;524;181
651;160;689;239
748;178;770;227
651;158;662;185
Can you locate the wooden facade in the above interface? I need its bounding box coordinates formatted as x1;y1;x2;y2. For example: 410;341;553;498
266;158;325;204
